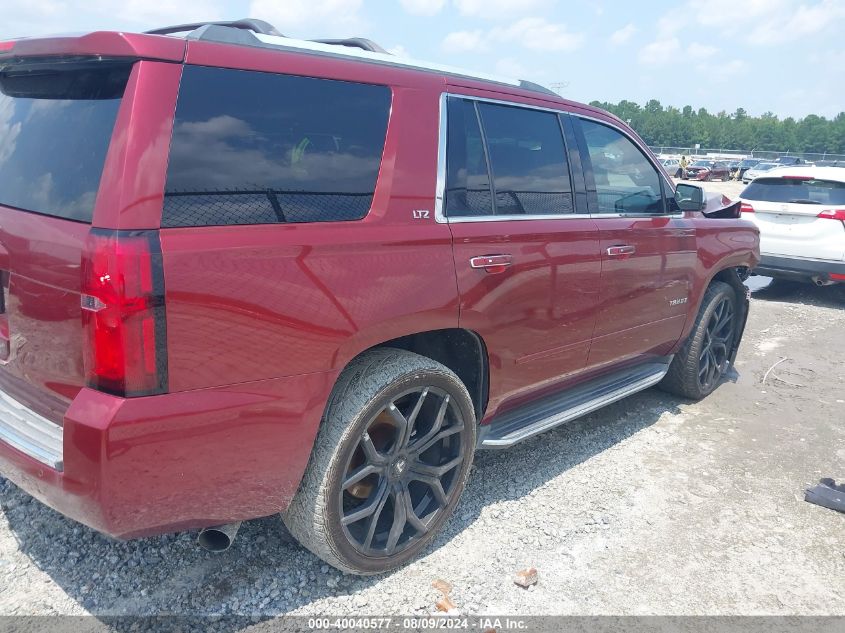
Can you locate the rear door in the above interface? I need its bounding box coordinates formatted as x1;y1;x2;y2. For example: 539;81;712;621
740;176;845;262
572;116;698;368
442;95;601;413
0;58;134;417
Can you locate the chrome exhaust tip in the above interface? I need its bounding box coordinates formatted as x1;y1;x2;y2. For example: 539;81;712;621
197;521;242;552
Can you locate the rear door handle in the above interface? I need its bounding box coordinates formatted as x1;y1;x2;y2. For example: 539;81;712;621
470;254;513;273
606;245;636;258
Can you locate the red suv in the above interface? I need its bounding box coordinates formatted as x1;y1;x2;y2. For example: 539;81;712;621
0;20;759;574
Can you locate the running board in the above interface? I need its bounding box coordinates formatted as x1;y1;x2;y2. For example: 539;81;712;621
478;360;672;449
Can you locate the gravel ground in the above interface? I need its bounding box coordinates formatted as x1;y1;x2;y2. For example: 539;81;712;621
2;216;844;618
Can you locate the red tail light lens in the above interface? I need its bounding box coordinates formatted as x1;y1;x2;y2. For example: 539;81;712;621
81;230;168;397
740;203;755;213
818;209;845;221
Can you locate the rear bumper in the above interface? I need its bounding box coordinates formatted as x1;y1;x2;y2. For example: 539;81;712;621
0;371;335;538
754;254;845;282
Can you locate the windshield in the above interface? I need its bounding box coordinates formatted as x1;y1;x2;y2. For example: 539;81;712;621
742;177;845;205
739;159;760;167
754;163;779;171
0;60;130;222
690;160;712;167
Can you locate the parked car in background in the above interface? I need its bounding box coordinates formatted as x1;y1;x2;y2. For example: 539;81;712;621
815;160;845;167
661;158;681;177
0;19;759;575
685;160;732;181
773;156;805;166
734;158;761;180
742;162;781;184
740;167;845;286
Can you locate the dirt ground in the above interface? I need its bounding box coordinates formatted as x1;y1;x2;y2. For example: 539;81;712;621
1;182;844;618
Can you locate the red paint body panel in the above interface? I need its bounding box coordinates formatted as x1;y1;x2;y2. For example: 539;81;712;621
0;372;334;537
0;207;89;415
588;215;698;368
161;222;459;391
94;61;183;230
0;31;185;62
0;29;760;541
451;218;601;415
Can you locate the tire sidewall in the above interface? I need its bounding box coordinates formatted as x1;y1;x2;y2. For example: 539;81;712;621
322;366;476;574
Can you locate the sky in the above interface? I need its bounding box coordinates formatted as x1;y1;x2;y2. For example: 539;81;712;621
2;0;844;119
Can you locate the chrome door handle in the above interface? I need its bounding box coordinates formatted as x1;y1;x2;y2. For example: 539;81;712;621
606;245;636;257
470;254;513;272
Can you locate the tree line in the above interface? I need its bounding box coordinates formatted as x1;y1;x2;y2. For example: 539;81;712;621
588;99;845;155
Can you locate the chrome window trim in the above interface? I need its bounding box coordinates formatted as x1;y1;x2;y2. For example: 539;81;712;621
435;92;585;224
590;212;685;220
448;213;594;223
434;93;449;223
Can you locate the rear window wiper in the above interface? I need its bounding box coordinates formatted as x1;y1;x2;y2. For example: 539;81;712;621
787;199;821;204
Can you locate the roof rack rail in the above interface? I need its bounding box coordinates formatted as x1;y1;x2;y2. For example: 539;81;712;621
145;18;284;37
143;19;556;97
311;38;389;54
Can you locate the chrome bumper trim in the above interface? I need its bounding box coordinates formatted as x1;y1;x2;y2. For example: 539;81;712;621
0;389;63;471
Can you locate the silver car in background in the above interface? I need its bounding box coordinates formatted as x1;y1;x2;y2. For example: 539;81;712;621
742;162;781;184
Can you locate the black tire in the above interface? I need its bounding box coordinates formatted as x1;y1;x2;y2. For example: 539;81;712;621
283;348;476;575
659;281;737;400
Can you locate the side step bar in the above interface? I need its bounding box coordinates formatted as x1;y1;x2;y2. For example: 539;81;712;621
478;360;672;449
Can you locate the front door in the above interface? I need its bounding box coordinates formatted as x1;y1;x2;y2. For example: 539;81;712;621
441;95;601;415
573;116;698;369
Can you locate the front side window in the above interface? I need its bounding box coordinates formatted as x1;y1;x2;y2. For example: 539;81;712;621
477;103;573;215
162;66;391;227
578;119;665;215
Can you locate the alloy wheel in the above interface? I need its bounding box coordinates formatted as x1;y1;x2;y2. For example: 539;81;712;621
338;387;466;557
698;297;734;391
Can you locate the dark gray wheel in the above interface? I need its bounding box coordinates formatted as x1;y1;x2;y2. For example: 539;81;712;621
660;281;737;400
283;348;476;574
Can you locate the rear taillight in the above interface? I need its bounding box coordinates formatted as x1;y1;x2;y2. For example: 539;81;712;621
740;203;755;213
81;230;168;397
818;209;845;221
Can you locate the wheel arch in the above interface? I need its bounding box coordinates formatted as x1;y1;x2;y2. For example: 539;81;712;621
337;328;489;424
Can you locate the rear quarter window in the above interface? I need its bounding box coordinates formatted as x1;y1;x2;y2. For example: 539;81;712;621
742;178;845;205
0;61;130;223
162;66;392;227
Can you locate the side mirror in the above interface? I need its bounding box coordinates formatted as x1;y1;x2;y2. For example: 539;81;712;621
674;183;705;211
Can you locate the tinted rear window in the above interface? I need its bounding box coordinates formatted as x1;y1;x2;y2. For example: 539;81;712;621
0;61;129;222
742;177;845;205
162;66;391;227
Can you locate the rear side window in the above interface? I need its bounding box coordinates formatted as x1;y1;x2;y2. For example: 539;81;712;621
0;61;130;222
742;178;845;205
162;66;391;227
578;118;666;215
444;98;573;217
478;103;573;215
445;98;494;216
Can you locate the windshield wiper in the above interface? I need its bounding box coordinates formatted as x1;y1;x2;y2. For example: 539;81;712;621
787;199;821;204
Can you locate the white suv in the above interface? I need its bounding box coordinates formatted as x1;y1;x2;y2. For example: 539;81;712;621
739;167;845;285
